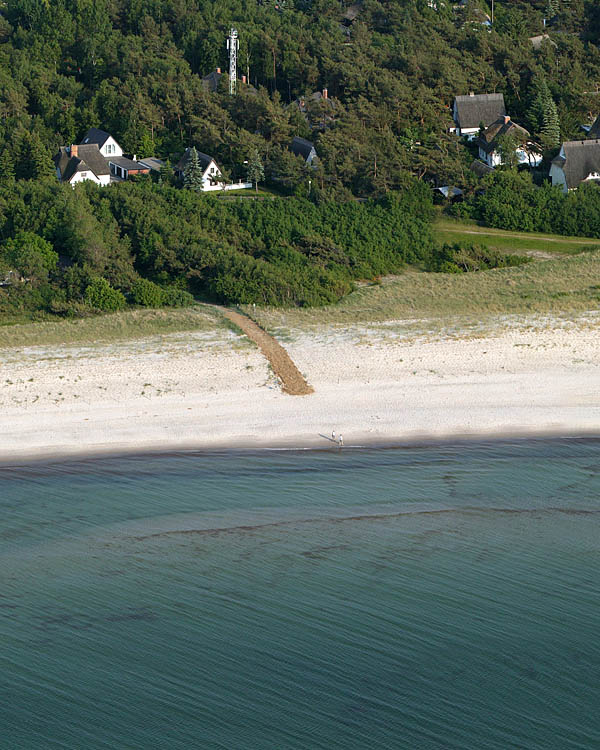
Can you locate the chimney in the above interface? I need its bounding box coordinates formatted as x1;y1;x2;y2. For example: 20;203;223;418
469;91;474;96
504;115;510;124
216;67;221;74
242;74;246;84
70;144;78;157
133;154;137;161
323;87;328;99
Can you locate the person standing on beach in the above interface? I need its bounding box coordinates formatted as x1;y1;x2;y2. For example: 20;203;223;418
332;430;336;442
338;434;343;446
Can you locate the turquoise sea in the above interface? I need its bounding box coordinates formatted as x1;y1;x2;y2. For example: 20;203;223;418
1;439;600;749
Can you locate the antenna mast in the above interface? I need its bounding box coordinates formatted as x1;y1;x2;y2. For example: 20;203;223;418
227;27;238;95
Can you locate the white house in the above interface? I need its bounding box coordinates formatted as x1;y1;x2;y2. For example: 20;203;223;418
54;144;111;186
54;129;156;186
550;140;600;193
80;128;123;158
475;116;542;168
450;93;506;140
174;148;251;192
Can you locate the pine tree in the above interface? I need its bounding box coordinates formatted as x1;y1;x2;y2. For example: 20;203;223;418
527;77;551;134
0;148;15;184
183;147;203;192
540;97;561;150
247;148;264;193
546;0;560;18
30;133;55;179
158;160;174;186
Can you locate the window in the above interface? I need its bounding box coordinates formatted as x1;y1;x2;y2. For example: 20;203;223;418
81;172;88;178
106;143;114;155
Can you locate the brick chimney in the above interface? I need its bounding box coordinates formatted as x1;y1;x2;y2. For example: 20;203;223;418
216;67;221;74
70;144;78;157
323;87;328;99
504;115;510;124
242;74;247;84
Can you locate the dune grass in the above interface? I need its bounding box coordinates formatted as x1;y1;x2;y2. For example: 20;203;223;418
0;305;227;349
434;217;600;256
245;250;600;331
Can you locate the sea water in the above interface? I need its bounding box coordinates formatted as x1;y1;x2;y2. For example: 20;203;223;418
1;440;599;749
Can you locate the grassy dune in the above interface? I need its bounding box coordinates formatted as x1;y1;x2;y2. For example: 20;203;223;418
434;217;600;257
0;306;226;349
245;250;600;330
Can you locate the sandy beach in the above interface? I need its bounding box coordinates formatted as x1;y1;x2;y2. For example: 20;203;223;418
1;315;599;460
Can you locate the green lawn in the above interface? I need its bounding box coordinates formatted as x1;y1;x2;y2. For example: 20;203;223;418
434;217;600;256
215;185;284;198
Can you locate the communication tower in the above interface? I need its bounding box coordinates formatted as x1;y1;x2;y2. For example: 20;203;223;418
227;28;239;95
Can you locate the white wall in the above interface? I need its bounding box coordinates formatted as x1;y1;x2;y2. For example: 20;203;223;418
100;136;123;157
201;162;223;190
549;164;568;193
69;170;102;186
202;181;253;192
517;148;542;167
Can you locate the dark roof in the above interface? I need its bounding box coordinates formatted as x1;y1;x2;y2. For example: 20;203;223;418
342;1;362;22
54;144;110;182
470;159;494;178
434;186;463;198
201;70;223;92
552;140;600;190
109;155;148;171
137;157;164;171
292;90;335;112
454;93;506;130
81;128;112;148
474;116;530;155
290;136;316;161
174;147;215;173
588;115;600;139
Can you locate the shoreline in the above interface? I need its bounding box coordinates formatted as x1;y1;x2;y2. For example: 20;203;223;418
2;429;600;468
2;316;600;465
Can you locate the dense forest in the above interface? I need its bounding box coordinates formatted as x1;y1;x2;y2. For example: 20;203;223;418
1;0;600;317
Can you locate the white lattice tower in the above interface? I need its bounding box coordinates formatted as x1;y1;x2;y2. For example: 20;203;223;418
227;28;239;95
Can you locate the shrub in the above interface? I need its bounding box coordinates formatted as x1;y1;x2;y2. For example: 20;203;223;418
131;278;165;307
427;243;531;273
162;287;194;307
1;231;58;280
84;278;126;311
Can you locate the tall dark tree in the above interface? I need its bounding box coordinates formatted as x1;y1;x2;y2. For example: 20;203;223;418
183;148;203;192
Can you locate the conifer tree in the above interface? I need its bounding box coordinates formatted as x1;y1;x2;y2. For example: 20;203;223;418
546;0;560;18
540;97;561;149
183;147;203;191
30;133;55;179
0;149;15;184
158;159;174;186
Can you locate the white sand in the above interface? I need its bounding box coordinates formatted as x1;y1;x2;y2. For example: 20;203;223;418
1;316;599;460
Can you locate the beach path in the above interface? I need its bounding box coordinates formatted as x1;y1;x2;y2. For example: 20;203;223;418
221;308;314;396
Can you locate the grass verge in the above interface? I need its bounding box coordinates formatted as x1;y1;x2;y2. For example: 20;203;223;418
0;305;226;349
245;250;600;330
